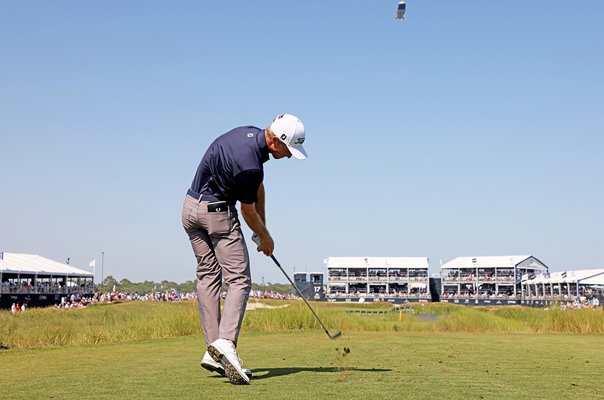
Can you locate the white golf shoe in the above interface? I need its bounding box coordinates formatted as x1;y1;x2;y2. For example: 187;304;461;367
207;339;250;385
201;351;252;379
201;351;224;375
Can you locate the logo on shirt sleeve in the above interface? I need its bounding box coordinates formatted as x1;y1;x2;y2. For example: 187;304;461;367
247;133;254;138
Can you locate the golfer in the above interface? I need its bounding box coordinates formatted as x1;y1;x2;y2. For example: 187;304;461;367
182;114;307;385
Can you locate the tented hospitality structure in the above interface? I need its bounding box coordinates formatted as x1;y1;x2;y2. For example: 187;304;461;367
0;252;94;308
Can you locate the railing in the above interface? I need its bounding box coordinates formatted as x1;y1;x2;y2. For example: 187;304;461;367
0;286;95;295
443;276;515;282
326;292;431;299
440;293;520;300
328;276;426;283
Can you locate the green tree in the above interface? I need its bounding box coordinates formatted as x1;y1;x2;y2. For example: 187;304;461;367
94;276;290;295
251;282;292;294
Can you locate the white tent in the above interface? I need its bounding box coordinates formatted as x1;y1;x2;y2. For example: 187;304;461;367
525;269;604;286
0;253;93;277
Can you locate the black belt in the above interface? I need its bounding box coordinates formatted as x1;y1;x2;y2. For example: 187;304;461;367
187;189;227;203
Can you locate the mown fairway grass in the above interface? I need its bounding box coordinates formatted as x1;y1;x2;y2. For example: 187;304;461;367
1;331;603;400
1;301;603;399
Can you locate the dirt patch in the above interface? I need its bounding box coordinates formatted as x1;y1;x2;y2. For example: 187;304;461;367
246;301;289;311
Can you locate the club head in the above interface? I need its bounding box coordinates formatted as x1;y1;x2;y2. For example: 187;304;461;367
329;330;342;339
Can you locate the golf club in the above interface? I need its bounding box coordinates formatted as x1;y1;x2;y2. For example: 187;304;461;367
269;254;342;340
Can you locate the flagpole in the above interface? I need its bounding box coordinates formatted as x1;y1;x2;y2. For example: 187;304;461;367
88;259;96;293
101;251;105;285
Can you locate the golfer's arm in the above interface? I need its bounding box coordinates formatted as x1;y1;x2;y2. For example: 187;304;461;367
254;183;266;225
240;184;269;239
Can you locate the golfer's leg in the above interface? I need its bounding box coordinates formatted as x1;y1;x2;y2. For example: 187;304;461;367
183;197;222;345
193;235;223;345
212;214;251;344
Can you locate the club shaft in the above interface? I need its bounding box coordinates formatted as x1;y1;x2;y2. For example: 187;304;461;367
270;255;332;337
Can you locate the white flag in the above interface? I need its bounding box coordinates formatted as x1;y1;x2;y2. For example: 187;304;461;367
89;259;96;268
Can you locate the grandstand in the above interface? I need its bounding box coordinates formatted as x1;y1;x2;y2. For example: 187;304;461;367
324;257;430;303
0;252;94;308
440;255;548;305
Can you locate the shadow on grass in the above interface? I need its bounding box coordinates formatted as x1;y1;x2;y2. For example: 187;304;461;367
249;366;391;380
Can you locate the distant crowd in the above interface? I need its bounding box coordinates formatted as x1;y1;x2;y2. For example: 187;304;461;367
10;303;26;313
1;280;93;295
248;289;298;300
52;290;198;309
48;288;298;309
559;296;601;309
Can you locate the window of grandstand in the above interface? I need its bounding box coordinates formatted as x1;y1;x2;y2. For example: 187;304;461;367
477;283;496;297
408;268;428;278
328;285;346;294
442;269;459;281
478;268;495;281
389;283;407;294
497;268;515;281
369;285;386;294
388;268;403;278
348;268;367;281
460;268;475;281
348;283;367;295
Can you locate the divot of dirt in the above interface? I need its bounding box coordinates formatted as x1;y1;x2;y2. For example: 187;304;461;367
246;302;289;311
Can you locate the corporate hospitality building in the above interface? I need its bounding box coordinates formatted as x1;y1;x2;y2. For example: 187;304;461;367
0;252;94;308
3;250;602;309
521;269;604;306
322;254;599;307
324;257;431;303
440;255;548;305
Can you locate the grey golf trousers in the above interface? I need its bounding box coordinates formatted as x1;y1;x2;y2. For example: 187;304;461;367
182;194;251;345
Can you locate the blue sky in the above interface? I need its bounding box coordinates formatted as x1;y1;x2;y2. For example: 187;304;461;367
1;1;602;284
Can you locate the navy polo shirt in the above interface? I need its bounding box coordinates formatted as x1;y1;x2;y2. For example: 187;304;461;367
189;126;269;205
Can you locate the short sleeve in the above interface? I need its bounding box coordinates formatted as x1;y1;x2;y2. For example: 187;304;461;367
234;169;264;204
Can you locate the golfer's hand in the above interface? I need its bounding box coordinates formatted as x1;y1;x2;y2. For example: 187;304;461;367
252;233;274;256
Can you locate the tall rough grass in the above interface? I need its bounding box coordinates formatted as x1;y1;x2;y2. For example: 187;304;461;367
1;300;603;349
0;301;200;348
415;303;604;333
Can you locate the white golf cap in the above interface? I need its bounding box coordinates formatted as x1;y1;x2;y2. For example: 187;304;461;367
270;113;307;160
